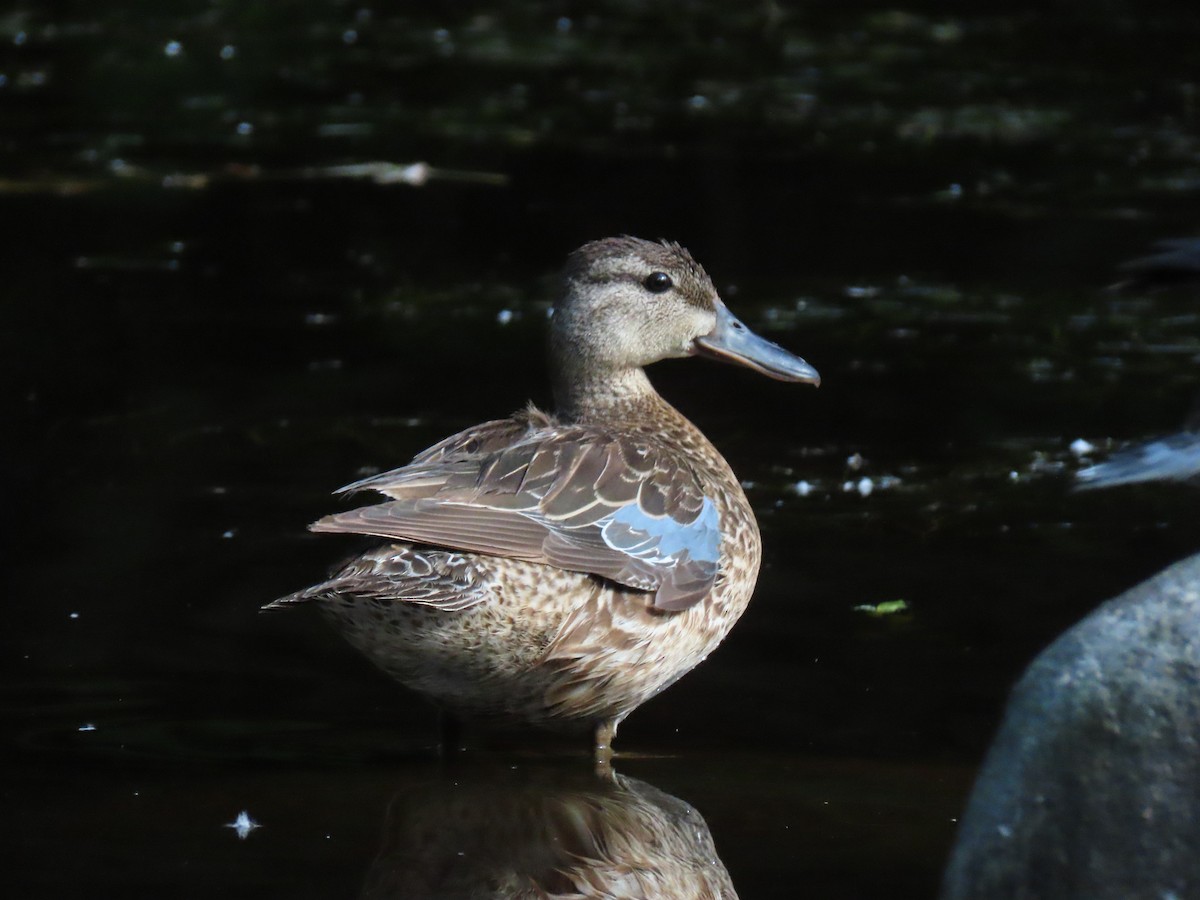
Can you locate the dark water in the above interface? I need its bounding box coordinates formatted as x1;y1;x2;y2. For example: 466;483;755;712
6;2;1200;897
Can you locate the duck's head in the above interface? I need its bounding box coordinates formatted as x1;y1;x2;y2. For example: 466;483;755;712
551;237;820;401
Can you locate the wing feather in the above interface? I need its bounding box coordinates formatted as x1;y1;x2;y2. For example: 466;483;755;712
312;504;550;560
308;410;723;610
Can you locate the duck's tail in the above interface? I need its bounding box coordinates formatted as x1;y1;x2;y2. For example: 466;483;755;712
261;584;325;611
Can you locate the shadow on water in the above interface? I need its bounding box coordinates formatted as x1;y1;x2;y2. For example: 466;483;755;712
5;1;1200;897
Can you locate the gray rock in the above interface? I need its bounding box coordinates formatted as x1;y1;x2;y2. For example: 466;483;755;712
942;552;1200;900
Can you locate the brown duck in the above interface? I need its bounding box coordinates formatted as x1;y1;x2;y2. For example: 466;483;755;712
268;237;819;757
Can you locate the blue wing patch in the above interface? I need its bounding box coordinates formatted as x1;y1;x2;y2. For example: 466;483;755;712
601;496;721;567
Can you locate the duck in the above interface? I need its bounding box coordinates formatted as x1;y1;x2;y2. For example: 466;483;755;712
268;236;820;758
1075;237;1200;489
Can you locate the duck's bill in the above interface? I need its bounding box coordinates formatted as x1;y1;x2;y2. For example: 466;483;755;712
693;302;821;385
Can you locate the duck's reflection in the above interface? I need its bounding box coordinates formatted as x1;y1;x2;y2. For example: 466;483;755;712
361;763;738;899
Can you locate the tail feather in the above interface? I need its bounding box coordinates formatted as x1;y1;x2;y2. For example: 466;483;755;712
262;584;327;611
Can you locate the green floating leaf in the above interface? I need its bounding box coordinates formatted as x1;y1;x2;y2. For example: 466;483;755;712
853;599;910;616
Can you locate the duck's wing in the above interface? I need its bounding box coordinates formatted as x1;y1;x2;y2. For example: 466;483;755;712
309;413;721;612
1074;430;1200;489
337;410;553;495
1112;237;1200;292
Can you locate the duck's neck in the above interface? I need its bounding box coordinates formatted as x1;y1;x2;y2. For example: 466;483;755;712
552;362;675;426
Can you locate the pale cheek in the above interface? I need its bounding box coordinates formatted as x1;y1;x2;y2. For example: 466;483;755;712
689;308;718;341
666;310;715;358
660;326;697;359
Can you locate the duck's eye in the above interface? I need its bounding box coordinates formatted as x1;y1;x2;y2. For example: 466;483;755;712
643;271;673;293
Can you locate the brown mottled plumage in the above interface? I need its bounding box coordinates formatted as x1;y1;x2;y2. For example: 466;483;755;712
268;236;820;757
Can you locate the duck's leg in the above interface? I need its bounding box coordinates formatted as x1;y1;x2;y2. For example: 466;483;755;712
436;709;462;756
594;718;617;753
593;718;617;774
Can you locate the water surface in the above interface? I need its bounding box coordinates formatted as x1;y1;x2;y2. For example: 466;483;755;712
6;2;1200;897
